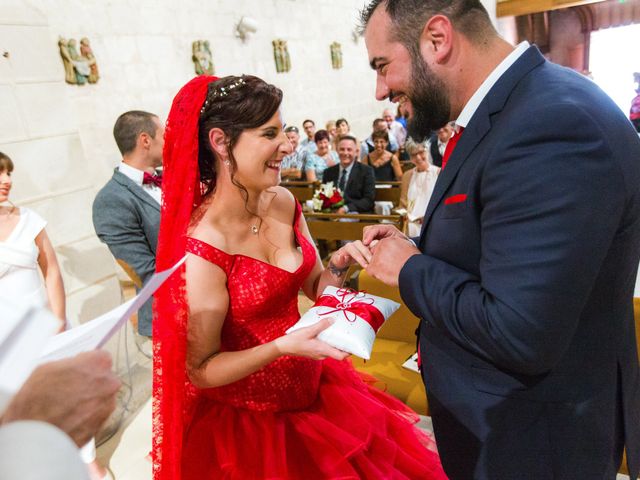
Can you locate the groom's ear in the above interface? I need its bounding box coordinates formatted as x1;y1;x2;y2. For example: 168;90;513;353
208;128;229;158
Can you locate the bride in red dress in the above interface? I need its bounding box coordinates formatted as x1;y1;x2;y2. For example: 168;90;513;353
153;74;447;479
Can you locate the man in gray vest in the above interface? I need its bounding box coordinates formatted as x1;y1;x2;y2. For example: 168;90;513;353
93;110;164;339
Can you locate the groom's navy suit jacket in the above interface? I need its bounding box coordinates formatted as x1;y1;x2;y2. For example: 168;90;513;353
399;46;640;479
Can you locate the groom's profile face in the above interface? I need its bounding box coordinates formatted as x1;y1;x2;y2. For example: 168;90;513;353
365;6;451;142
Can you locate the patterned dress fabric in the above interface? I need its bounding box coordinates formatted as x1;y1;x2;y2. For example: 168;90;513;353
181;202;447;479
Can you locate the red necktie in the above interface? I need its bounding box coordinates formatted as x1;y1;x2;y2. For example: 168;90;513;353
143;172;162;188
441;126;464;170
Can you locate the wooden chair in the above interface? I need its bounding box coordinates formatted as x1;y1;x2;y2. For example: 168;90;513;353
350;270;428;415
374;181;402;205
116;258;142;331
304;212;405;242
400;161;415;172
281;180;319;202
619;298;640;475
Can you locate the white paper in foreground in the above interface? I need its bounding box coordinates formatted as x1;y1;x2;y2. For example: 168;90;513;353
0;302;59;394
40;255;186;364
0;255;186;395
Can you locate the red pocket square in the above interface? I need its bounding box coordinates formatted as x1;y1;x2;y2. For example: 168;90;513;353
444;194;467;205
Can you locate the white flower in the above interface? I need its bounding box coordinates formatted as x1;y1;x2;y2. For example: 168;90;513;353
320;181;336;198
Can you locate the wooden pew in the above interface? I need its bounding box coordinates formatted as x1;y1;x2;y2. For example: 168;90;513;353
374;181;402;205
304;212;405;242
281;180;319;202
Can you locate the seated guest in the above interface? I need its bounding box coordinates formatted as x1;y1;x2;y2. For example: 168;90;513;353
400;138;440;236
93;110;163;340
362;131;403;181
300;119;317;153
427;122;454;168
304;129;338;182
360;118;399;161
334;118;351;150
323;135;375;213
336;118;351;136
395;103;409;129
383;108;407;148
325;120;337;143
281;126;306;180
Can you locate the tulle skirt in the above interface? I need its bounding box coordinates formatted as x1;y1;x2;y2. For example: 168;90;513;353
182;359;447;479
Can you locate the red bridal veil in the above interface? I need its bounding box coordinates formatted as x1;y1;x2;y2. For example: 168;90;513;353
152;75;218;480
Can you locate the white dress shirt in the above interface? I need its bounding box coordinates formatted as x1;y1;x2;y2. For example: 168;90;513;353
118;162;162;204
455;42;530;130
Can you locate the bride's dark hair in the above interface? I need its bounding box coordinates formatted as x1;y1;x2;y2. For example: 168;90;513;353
198;75;283;197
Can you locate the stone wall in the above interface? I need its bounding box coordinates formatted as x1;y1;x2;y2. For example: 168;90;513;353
0;0;497;375
0;0;395;333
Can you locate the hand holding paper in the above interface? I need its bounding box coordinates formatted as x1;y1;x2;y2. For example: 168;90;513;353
0;256;186;395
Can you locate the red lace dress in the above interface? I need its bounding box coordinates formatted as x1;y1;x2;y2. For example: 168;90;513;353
182;203;447;479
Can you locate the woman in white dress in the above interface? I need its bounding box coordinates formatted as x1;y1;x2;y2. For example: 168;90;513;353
0;152;110;480
0;153;65;325
399;138;440;237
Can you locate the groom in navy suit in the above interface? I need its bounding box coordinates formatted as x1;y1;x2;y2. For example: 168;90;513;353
361;1;640;479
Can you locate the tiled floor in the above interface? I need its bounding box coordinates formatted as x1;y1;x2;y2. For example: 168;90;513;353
98;399;152;480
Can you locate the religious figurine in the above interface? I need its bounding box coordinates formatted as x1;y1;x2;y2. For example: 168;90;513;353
80;37;99;84
58;37;76;84
66;38;90;85
330;42;343;70
272;40;284;73
192;40;215;75
58;36;99;85
282;40;291;72
272;39;291;73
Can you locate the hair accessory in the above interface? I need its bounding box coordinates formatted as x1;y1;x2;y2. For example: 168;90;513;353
200;77;247;115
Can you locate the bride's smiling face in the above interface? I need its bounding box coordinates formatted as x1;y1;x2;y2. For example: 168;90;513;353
230;110;292;190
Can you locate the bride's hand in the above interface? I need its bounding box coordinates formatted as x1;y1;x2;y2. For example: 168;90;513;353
274;318;350;361
328;240;372;272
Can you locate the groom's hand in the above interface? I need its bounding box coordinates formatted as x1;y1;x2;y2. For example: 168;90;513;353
362;224;411;247
366;236;420;287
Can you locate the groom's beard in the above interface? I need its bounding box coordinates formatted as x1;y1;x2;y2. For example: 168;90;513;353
406;54;451;142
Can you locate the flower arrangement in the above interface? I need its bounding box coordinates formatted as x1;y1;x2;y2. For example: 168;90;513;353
311;181;345;212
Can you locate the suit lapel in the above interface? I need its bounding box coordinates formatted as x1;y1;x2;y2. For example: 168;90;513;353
346;162;358;192
419;46;546;243
113;169;161;212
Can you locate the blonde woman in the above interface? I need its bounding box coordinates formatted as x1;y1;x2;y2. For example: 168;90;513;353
399;139;440;236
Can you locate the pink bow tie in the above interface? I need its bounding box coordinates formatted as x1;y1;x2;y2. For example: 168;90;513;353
142;172;162;187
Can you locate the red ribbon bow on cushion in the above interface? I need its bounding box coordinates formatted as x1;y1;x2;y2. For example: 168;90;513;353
315;288;385;332
143;171;162;187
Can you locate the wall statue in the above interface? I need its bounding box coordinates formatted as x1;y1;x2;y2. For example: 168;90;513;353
272;39;291;73
192;40;215;75
59;36;99;85
330;42;343;70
